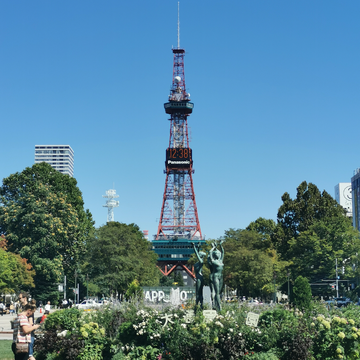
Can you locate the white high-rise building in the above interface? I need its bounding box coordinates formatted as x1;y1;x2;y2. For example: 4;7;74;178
35;145;74;177
334;182;352;217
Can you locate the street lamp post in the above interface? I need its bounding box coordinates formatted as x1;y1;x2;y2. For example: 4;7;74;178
336;258;339;298
86;274;89;300
287;271;290;303
74;270;77;305
273;272;277;304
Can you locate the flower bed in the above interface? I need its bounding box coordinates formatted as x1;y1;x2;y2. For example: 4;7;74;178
34;302;360;359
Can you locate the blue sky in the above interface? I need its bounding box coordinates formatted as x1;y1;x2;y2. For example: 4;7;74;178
1;0;359;240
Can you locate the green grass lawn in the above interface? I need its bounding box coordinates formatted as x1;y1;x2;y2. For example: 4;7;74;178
0;340;13;360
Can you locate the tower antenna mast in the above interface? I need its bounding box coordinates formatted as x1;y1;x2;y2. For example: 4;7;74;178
102;188;119;222
177;1;180;49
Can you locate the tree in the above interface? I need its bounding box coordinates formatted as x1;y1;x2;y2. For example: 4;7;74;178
273;181;347;256
222;229;289;299
125;279;143;300
86;222;159;298
159;271;185;287
0;236;35;293
287;216;360;283
293;276;312;310
273;181;360;284
246;217;276;245
0;163;94;301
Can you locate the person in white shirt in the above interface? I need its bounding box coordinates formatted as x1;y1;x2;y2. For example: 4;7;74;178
44;301;51;312
0;302;5;316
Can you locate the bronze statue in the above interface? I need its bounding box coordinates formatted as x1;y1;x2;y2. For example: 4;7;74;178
191;242;206;308
208;240;224;311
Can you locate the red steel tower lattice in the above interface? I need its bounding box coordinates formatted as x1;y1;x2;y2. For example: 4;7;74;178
156;47;202;241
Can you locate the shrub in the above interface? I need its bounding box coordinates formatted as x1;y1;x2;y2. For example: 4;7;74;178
293;276;312;310
245;351;279;359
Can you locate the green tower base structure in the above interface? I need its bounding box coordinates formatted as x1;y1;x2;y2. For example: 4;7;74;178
152;237;206;279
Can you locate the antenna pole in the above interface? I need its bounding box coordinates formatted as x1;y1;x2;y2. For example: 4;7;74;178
177;1;180;49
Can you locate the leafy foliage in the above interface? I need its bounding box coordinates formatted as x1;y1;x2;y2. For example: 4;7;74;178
86;222;159;298
293;276;312;310
222;229;289;298
271;181;360;293
125;279;143;300
0;163;94;301
0;246;35;293
35;300;360;359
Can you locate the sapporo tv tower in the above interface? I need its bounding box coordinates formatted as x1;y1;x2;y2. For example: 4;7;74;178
153;3;206;281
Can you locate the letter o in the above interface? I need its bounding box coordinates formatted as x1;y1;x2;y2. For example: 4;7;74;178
180;291;187;301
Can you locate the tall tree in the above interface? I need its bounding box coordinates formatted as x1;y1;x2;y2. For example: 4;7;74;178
0;237;35;293
273;181;360;283
246;217;276;248
287;216;360;283
86;222;159;298
273;181;346;257
223;229;289;298
292;276;312;310
0;163;94;301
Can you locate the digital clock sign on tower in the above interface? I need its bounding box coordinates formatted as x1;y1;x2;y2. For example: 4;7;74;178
156;46;202;241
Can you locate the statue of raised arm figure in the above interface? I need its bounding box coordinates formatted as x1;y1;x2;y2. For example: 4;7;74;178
208;240;224;311
191;242;206;308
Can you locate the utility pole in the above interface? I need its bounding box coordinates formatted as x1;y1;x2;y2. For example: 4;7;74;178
287;271;290;303
86;274;89;300
273;272;277;304
336;258;339;298
74;270;77;304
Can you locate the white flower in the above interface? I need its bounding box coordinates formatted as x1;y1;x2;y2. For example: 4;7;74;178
181;324;187;328
173;314;178;318
229;328;233;332
57;330;68;337
215;321;224;328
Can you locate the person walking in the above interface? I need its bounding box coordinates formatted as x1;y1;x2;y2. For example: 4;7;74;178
12;304;40;360
0;301;5;316
28;299;37;360
44;301;51;312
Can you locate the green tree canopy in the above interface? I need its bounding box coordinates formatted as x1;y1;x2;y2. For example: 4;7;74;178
86;222;159;298
287;216;360;283
0;236;35;293
293;275;312;310
273;181;360;284
0;163;94;301
246;218;276;241
273;181;347;256
223;229;289;298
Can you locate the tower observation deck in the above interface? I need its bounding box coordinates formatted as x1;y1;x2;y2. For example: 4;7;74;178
153;42;205;280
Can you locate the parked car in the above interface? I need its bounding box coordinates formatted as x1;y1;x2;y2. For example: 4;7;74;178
75;299;98;310
335;297;352;307
97;300;110;306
